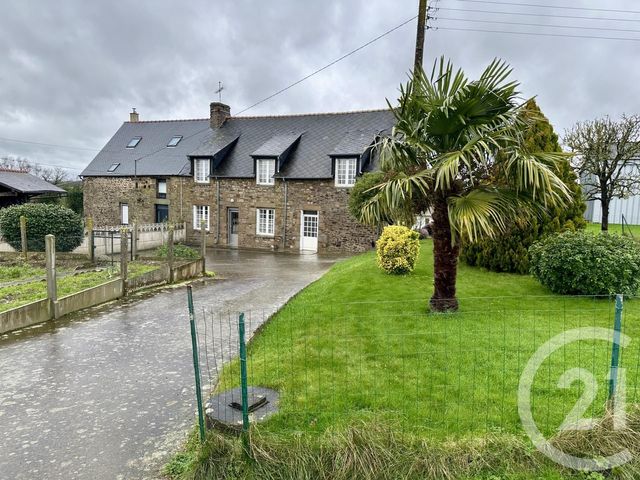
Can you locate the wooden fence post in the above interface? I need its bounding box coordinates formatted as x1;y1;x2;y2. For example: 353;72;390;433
20;215;28;261
120;228;128;296
86;217;95;264
45;234;57;317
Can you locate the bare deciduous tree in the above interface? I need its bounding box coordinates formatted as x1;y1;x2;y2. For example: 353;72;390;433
0;155;68;185
564;115;640;231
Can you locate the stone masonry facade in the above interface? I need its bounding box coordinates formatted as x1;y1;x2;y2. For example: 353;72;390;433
83;176;190;227
83;176;378;253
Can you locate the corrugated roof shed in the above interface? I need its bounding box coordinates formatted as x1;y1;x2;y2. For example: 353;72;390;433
0;171;66;194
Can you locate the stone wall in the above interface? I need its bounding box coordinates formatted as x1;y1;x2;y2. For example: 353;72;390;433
83;176;377;253
83;176;189;226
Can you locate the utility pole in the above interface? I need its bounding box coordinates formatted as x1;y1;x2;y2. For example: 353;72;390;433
414;0;428;74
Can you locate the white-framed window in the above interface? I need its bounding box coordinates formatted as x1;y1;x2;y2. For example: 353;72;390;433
194;159;210;183
256;208;275;236
256;158;275;185
120;203;129;225
335;157;357;187
157;179;167;198
193;205;210;231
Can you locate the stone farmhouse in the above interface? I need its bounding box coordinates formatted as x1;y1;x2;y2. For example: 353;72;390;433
80;103;395;253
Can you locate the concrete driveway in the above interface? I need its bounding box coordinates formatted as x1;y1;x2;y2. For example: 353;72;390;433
0;248;341;480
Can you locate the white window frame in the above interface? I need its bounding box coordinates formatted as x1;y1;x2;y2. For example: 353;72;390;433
256;158;275;185
157;179;167;198
120;203;129;225
194;158;210;184
193;205;210;231
256;208;275;236
335;157;357;187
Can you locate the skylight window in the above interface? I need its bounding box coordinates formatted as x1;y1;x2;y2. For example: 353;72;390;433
167;135;183;147
126;137;142;148
107;163;120;172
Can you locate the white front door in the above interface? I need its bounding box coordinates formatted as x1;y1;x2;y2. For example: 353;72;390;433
300;210;318;252
120;203;129;225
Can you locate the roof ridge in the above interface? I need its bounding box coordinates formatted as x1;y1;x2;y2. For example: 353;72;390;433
125;118;209;124
231;107;391;120
121;108;392;124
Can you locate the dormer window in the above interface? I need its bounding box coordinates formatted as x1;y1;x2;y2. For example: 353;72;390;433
335;157;357;187
126;136;142;148
194;158;210;183
167;135;183;147
256;159;275;185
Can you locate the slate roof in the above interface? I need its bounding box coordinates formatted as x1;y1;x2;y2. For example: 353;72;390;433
81;119;211;177
0;171;66;194
81;109;396;179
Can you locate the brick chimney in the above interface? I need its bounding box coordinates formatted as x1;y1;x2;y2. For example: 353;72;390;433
129;108;139;122
210;102;230;128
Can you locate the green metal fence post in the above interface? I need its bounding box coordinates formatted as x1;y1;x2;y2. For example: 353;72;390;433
187;285;206;443
238;312;250;452
608;294;624;404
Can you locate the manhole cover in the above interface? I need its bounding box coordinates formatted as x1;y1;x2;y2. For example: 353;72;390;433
205;386;279;433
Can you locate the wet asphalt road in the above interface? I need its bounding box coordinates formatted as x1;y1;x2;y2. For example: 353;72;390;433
0;249;340;480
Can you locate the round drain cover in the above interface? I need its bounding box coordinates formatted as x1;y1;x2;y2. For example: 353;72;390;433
204;386;279;433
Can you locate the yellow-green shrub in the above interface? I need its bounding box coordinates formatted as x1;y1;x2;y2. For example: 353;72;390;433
376;226;420;274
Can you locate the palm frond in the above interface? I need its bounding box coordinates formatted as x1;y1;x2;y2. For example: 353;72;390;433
359;170;434;226
447;188;522;243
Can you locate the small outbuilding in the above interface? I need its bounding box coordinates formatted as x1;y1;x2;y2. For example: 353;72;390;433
0;169;66;208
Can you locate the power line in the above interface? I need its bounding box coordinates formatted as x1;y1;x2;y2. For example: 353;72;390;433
236;15;418;115
451;0;640;15
0;137;102;152
438;7;640;23
435;16;640;33
2;15;419;162
435;25;640;41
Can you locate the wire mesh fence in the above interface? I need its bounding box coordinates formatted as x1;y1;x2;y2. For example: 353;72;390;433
191;294;640;440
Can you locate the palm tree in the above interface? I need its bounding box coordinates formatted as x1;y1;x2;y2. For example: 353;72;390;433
360;57;571;312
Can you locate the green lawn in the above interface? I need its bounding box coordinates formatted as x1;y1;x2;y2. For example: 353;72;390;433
174;241;640;479
0;264;46;282
0;262;157;312
585;222;640;236
214;240;640;441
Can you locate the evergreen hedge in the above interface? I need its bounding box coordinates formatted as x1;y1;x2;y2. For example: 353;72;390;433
461;100;586;274
0;203;84;252
529;231;640;295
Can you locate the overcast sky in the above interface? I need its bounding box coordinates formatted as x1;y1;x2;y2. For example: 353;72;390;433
1;0;639;178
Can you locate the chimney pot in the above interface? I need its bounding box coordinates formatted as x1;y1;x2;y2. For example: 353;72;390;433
210;102;230;128
129;108;139;123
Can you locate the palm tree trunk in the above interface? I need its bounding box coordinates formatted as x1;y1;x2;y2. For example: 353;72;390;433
430;197;459;312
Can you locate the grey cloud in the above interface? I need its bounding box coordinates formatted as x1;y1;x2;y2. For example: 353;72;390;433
1;0;639;176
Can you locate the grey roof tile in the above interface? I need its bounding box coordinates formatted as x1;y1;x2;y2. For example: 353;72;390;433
80;119;211;177
251;133;303;157
81;109;396;179
0;171;66;194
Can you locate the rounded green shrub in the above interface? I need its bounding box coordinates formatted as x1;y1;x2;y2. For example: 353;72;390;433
529;231;640;295
348;172;386;221
0;203;84;252
376;225;420;274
